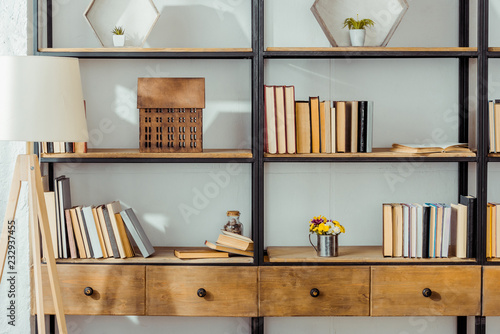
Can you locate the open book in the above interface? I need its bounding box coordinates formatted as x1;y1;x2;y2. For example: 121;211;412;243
390;143;470;154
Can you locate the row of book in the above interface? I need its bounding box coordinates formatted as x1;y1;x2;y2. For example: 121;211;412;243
264;85;374;154
487;202;500;258
45;175;154;259
382;195;476;259
174;231;254;259
38;141;87;154
489;100;500;153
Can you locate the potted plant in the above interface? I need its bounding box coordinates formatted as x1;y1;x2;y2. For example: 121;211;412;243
309;215;345;257
111;26;125;47
342;14;375;47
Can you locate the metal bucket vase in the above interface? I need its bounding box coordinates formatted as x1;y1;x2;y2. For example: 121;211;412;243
309;234;338;257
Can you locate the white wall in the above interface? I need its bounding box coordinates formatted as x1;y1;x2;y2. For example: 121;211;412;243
0;0;494;333
0;0;32;333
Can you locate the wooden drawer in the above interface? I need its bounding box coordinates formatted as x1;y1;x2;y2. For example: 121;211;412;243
371;266;481;316
146;266;258;316
259;266;370;316
33;265;145;315
482;267;500;315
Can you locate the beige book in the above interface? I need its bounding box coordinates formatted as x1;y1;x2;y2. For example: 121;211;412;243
336;102;346;152
330;107;336;153
75;206;91;258
274;86;286;154
92;207;108;258
69;207;87;259
392;204;403;257
106;201;127;258
382;204;393;257
295;101;311;154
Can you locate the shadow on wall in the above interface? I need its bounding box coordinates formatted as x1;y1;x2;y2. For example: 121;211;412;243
147;5;250;48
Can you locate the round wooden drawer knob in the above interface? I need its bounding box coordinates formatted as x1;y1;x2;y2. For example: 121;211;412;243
422;288;432;298
310;288;320;298
84;287;94;296
197;288;207;298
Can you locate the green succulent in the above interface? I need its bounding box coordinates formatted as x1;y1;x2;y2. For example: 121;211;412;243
111;26;125;35
342;14;375;30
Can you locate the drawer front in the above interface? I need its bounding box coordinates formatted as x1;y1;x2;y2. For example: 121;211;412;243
259;266;370;316
34;265;145;315
146;266;258;316
371;266;481;316
482;267;500;316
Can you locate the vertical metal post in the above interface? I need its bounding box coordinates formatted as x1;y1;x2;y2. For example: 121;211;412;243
33;0;38;53
252;317;264;334
257;0;265;267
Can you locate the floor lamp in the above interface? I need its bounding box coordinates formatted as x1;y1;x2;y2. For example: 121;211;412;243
0;56;89;334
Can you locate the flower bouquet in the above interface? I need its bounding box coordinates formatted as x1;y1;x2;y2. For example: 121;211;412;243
309;215;345;257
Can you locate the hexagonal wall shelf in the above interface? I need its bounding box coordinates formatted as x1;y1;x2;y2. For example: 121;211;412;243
311;0;409;47
84;0;160;48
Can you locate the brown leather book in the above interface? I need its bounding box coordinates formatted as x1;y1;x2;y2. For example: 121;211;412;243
335;101;346;153
309;97;320;153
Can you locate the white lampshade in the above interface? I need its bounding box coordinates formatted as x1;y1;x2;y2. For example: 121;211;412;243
0;56;89;142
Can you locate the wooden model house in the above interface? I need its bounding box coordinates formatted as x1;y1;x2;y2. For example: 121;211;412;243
137;77;205;153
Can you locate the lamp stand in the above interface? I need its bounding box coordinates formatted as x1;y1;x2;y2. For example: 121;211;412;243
0;154;67;334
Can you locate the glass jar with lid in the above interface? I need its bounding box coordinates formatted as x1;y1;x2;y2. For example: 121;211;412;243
223;210;243;235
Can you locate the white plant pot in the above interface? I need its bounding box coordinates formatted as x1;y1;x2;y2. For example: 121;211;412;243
349;29;366;47
113;35;125;47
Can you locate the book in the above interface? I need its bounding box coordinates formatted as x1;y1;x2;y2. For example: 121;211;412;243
274;86;287;154
493;204;497;257
450;203;467;258
82;206;104;259
414;203;423;258
295;101;311;154
496;203;500;258
64;209;78;259
205;240;253;257
489;100;496;153
319;100;327;153
330;106;336;153
120;208;155;258
309;96;320;153
96;205;114;258
65;142;74;153
174;248;229;259
324;100;331;153
459;195;477;258
366;101;374;153
422;204;430;258
69;207;86;259
495;101;500;154
284;86;296;154
382;203;393;257
410;204;417;258
427;203;437;258
441;205;451;258
335;101;346;153
357;101;368;153
76;206;92;258
264;86;277;154
115;213;135;258
350;101;358;153
402;204;409;258
344;101;353;152
216;231;254;251
43;191;58;259
435;204;443;258
92;206;108;258
106;201;127;258
101;205;120;259
56;176;71;258
390;143;470;154
392;204;403;257
487;203;492;258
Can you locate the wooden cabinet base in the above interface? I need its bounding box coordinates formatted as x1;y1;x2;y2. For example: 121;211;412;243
482;266;500;316
371;266;481;316
146;266;258;317
259;266;370;316
32;265;146;315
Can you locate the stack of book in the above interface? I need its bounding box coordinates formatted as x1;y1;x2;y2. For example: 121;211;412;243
38;141;87;154
264;85;373;154
44;176;154;259
487;202;500;258
382;196;476;259
175;231;254;259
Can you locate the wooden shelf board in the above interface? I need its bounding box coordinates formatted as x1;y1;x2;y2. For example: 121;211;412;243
489;47;500;52
41;148;252;159
54;247;253;264
39;48;252;53
264;147;475;159
266;246;475;263
266;47;477;52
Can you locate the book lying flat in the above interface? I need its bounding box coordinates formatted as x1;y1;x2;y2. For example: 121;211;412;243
390;143;470;154
205;240;253;257
216;231;254;251
174;248;229;259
